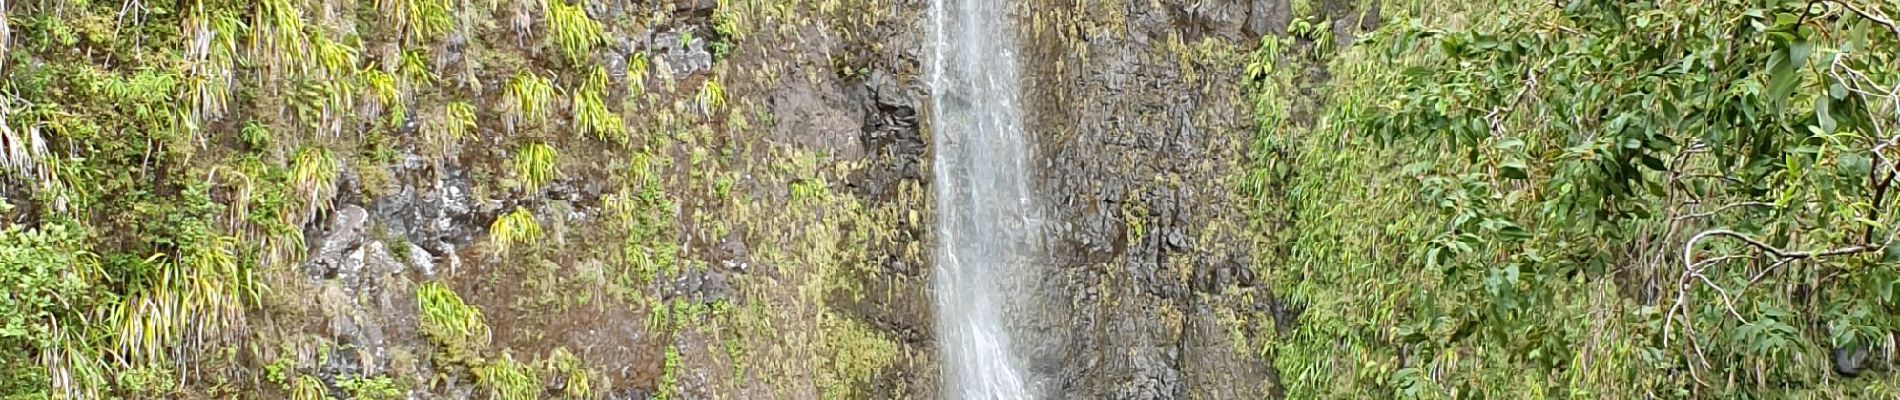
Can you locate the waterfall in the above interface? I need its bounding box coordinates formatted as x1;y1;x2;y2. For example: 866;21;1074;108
928;0;1038;398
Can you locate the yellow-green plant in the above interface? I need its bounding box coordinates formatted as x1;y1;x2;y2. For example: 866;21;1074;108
399;49;438;84
626;52;651;95
289;375;328;400
417;282;489;362
289;146;338;224
512;142;558;192
360;69;405;127
308;33;359;78
696;78;726;114
251;0;308;72
572;67;626;143
503;72;556;132
442;101;478;141
544;0;604;63
489;207;543;255
380;0;455;42
544;347;596;399
182;6;243;132
476;354;540;400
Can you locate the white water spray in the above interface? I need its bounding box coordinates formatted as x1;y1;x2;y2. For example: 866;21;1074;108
928;0;1038;398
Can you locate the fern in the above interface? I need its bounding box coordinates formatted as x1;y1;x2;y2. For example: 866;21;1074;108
289;146;338;223
489;206;543;255
697;78;726;114
443;102;478;141
544;0;604;63
512;142;559;192
503;72;556;132
475;354;540;400
359;69;405;127
417;282;490;357
572;67;626;143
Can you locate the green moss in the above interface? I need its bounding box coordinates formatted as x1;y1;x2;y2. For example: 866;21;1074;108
818;314;896;400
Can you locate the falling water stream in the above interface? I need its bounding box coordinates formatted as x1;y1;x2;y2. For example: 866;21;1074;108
929;0;1037;398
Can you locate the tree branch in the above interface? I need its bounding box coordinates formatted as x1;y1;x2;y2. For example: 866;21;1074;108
1834;0;1900;39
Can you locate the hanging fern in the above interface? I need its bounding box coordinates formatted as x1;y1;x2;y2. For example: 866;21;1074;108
444;101;478;141
288;146;338;223
512;142;559;192
544;0;604;63
572;67;627;143
697;78;726;114
503;72;557;132
489;207;544;255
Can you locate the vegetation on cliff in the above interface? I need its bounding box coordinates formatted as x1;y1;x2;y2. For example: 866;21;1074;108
1242;0;1900;397
0;0;923;398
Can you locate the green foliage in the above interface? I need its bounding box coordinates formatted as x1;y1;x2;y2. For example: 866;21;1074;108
0;223;100;395
289;375;329;400
817;314;896;400
512;142;559;192
337;375;406;400
444;102;479;141
605;154;679;287
417;282;490;364
381;0;456;42
360;69;406;127
504;72;557;132
490;207;544;255
545;0;606;63
627;52;651;96
1247;0;1900;397
657;346;683;400
475;354;540;400
291;146;339;221
572;67;627;143
697;78;727;114
544;347;596;399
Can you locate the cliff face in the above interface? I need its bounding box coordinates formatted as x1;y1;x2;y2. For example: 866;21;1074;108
289;1;1303;396
275;1;955;398
0;0;1374;397
1011;1;1283;398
